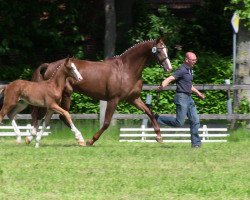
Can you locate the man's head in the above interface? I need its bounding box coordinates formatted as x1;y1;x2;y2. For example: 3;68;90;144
184;52;197;68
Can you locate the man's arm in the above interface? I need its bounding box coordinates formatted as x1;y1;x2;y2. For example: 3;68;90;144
157;75;176;91
191;85;205;100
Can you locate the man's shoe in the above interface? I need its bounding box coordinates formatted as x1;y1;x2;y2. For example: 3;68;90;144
192;144;201;148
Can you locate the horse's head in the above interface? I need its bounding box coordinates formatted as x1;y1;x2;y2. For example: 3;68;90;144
152;39;172;72
64;57;83;81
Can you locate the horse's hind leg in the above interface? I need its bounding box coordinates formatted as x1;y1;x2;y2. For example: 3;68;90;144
129;97;163;143
86;98;119;146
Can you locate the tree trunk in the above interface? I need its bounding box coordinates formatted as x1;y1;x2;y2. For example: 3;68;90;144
232;24;250;128
100;0;116;127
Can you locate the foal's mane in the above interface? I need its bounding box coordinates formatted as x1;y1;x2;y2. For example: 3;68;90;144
113;39;154;58
48;63;63;80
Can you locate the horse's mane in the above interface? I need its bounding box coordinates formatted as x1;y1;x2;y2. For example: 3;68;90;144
113;39;154;58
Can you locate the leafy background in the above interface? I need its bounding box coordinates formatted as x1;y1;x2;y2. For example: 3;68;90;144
0;1;249;115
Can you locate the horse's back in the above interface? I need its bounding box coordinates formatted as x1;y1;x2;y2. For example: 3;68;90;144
71;58;124;100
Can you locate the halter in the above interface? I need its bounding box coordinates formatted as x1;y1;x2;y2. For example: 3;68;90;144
152;41;168;107
152;43;169;65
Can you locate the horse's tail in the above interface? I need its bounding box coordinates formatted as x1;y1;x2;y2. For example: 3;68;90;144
31;63;49;82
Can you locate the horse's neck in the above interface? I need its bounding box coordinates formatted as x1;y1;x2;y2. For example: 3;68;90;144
121;42;152;75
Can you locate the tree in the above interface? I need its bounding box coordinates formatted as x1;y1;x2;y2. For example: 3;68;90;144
100;0;116;127
228;0;250;29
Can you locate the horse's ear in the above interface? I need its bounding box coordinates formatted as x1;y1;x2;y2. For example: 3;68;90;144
64;56;70;66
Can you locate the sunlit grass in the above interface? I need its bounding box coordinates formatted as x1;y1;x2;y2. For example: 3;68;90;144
0;120;249;200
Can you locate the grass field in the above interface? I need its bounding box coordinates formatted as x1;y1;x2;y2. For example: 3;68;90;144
0;120;249;200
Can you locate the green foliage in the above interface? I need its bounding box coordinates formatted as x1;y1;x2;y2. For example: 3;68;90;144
70;93;98;113
184;0;232;55
129;1;232;56
0;1;104;66
128;5;183;53
0;65;33;81
194;52;233;84
227;0;250;29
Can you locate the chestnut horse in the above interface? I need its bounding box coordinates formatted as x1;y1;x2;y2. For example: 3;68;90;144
31;38;172;146
0;57;84;147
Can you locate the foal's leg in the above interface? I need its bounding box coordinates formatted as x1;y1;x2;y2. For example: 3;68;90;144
51;104;85;146
31;106;47;135
35;110;53;148
0;89;20;123
58;90;72;127
129;97;163;143
0;94;23;144
27;107;47;145
8;101;28;144
86;98;119;146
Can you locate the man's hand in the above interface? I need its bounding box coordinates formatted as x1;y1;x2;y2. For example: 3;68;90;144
198;92;205;100
157;84;164;91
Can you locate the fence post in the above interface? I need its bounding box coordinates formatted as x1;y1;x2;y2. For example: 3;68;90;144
202;124;209;141
141;124;146;141
99;100;107;128
225;79;233;114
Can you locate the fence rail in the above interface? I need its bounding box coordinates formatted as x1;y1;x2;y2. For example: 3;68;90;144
119;125;229;143
143;84;250;90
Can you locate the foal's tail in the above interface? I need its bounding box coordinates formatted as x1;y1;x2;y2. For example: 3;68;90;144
0;86;6;109
0;85;6;96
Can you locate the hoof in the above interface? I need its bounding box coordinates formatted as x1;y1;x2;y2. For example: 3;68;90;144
155;136;163;144
86;140;93;146
78;140;86;146
16;141;22;145
25;137;31;145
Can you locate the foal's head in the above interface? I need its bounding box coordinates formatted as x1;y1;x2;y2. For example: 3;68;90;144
152;39;172;72
63;57;83;82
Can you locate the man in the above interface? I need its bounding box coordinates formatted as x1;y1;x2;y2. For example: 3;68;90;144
156;52;205;148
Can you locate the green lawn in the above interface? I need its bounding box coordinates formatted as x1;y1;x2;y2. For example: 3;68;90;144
0;120;249;200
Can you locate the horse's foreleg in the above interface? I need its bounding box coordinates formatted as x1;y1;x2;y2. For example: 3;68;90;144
129;97;163;143
51;104;85;146
86;98;119;146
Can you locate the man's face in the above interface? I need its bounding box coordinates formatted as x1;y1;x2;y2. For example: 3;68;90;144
185;55;197;68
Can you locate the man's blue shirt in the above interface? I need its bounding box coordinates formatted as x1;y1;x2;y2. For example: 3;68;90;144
173;64;193;95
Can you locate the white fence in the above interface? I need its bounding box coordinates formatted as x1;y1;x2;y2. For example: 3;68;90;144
0;124;51;137
120;125;229;143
